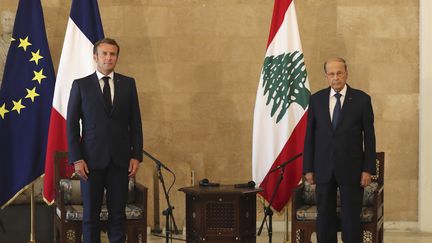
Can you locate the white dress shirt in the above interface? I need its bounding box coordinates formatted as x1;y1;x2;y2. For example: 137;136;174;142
329;84;347;121
96;70;114;102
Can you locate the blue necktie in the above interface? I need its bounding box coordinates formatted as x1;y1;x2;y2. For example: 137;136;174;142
102;76;112;112
332;92;341;129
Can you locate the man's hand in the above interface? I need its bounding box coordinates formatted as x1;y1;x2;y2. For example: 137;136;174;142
360;171;372;187
305;172;315;185
128;158;139;177
74;160;89;181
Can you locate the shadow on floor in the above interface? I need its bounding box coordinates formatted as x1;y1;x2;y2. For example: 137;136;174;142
0;204;53;242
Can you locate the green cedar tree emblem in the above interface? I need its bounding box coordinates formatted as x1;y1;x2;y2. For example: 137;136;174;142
261;51;310;123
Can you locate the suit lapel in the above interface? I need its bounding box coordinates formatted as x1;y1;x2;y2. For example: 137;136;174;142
111;73;121;114
323;87;333;129
336;85;353;130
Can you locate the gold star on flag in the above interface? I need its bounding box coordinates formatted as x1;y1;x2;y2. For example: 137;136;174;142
18;36;32;51
12;99;26;114
32;69;47;84
11;37;16;42
30;49;44;65
0;103;9;119
25;87;40;102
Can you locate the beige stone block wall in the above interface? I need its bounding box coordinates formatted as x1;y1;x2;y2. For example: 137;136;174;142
296;0;419;221
0;0;419;227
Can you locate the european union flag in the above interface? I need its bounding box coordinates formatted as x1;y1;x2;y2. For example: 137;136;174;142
0;0;55;208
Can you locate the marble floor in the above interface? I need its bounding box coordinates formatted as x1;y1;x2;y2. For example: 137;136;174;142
99;230;432;243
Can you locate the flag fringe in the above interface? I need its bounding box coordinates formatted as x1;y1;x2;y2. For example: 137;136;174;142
1;174;45;209
43;196;55;206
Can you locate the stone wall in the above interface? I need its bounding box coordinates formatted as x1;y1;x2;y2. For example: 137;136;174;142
0;0;419;226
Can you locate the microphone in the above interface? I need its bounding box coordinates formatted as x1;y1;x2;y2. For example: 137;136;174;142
143;150;173;173
199;178;220;187
234;180;255;188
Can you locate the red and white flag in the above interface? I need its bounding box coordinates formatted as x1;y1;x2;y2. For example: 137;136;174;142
43;0;104;204
252;0;310;212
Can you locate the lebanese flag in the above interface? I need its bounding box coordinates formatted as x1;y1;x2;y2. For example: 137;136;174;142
252;0;310;212
43;0;104;204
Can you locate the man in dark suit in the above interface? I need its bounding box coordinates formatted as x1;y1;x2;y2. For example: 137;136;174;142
303;57;376;243
67;38;143;243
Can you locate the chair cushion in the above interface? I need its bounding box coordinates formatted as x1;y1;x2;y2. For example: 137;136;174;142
55;204;144;221
302;182;378;206
302;182;316;205
295;205;375;222
363;182;378;206
59;177;136;205
59;179;82;204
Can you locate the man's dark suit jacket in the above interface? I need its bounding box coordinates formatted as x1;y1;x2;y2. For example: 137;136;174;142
303;85;376;184
67;72;143;169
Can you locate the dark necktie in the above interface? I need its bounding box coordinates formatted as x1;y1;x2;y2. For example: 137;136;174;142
102;76;112;112
332;92;341;129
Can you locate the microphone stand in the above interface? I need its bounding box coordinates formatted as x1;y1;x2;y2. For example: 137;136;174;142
143;150;179;243
257;153;303;243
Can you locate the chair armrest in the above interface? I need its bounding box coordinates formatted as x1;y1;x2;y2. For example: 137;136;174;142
134;183;148;208
291;183;305;217
54;186;66;220
54;185;64;206
371;184;384;221
134;183;147;221
372;185;384;206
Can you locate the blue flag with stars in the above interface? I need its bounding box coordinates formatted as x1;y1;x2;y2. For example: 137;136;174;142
0;0;55;208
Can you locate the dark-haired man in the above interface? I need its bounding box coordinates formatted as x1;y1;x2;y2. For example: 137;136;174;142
303;57;376;243
67;38;143;243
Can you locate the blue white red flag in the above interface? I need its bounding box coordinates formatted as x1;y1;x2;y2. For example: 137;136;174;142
43;0;104;204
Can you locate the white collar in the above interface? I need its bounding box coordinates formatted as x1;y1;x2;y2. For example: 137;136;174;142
96;71;114;80
330;84;347;97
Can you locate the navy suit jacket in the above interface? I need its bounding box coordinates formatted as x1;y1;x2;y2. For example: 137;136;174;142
303;85;376;184
67;72;143;169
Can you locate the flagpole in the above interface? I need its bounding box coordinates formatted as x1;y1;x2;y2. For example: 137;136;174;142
284;206;290;243
28;184;36;243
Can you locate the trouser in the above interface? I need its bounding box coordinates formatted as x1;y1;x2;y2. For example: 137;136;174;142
81;162;129;243
316;175;364;243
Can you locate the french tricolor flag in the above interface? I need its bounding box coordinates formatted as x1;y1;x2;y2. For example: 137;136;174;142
43;0;104;204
